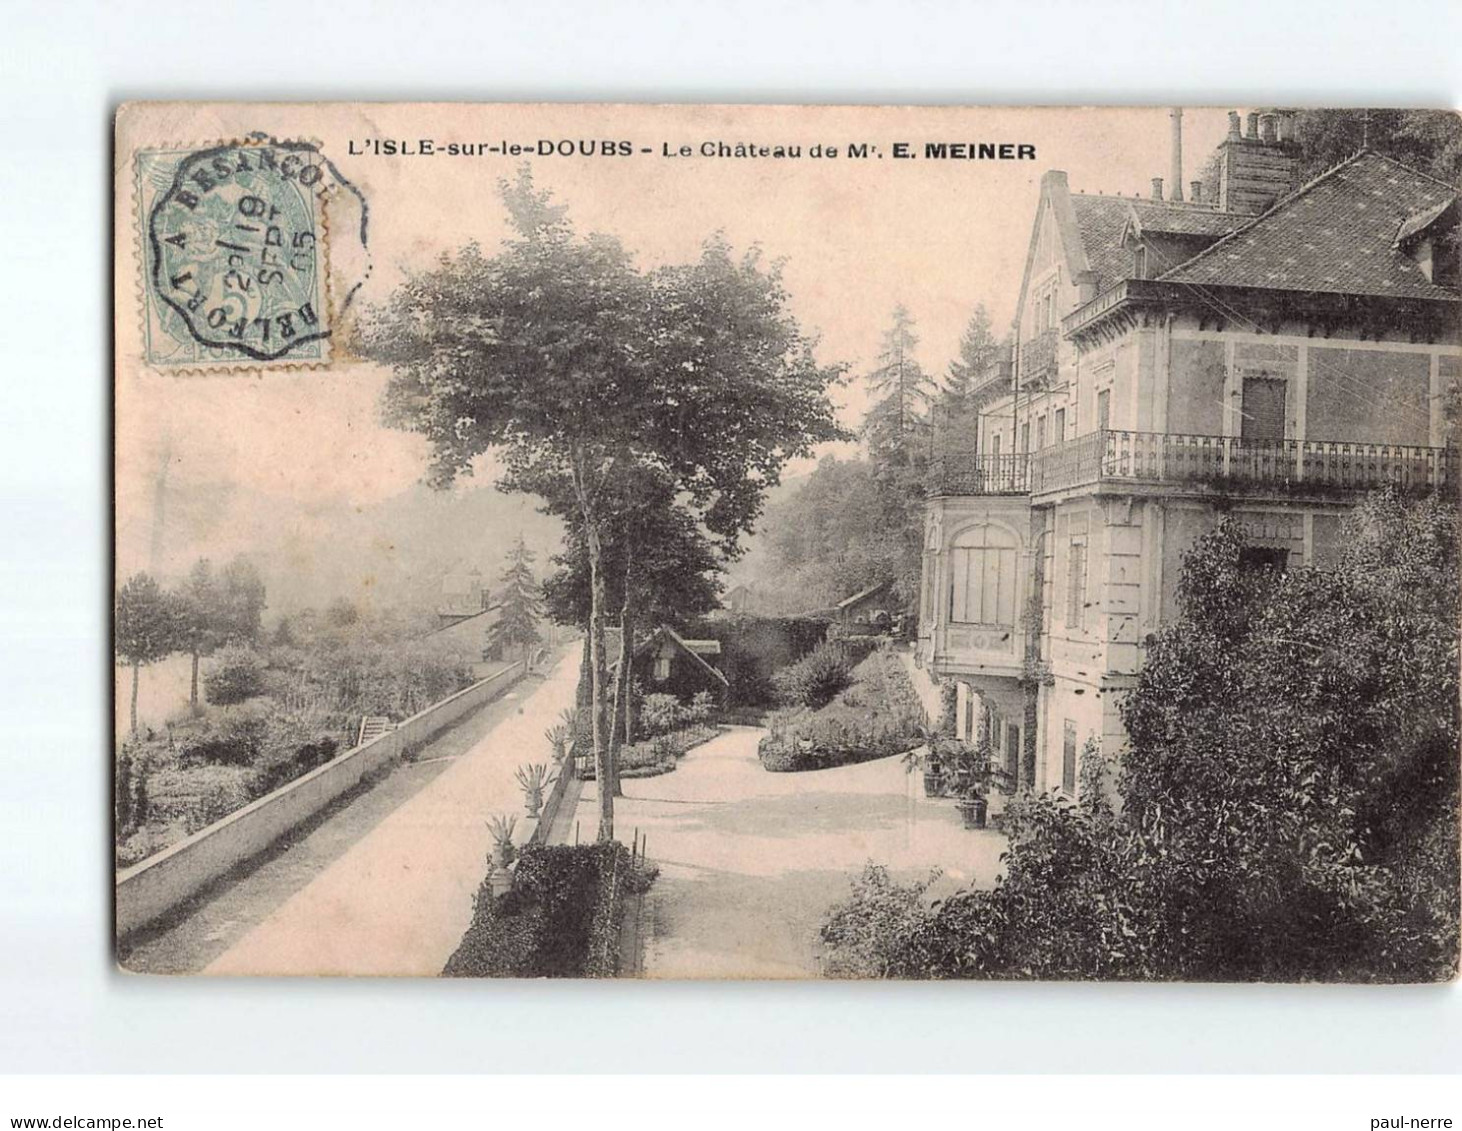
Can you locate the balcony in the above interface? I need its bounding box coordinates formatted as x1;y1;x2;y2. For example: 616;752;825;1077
1018;328;1058;386
1030;430;1458;497
926;452;1030;497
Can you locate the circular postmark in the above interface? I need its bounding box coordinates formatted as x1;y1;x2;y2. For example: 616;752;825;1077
144;138;364;364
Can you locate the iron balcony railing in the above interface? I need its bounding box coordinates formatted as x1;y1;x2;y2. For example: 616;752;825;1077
1030;430;1459;496
926;451;1030;496
1017;328;1059;386
931;431;1457;498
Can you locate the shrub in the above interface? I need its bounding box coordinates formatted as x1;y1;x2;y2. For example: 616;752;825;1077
443;842;653;978
176;698;275;766
771;640;854;708
821;864;941;978
203;647;268;706
760;650;926;772
688;689;716;724
146;763;256;835
638;692;686;737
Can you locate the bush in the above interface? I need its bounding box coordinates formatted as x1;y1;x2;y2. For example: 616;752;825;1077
821;864;941;978
760;648;926;772
771;640;855;708
203;647;268;706
688;690;716;723
176;698;275;766
638;692;686;737
147;763;257;835
443;842;654;978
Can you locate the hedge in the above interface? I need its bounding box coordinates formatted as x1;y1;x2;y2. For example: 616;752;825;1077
442;843;656;978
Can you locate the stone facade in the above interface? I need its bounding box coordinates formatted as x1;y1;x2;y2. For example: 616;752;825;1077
920;127;1460;797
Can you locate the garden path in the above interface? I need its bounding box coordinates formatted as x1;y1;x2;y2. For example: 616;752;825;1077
197;648;580;976
573;725;1007;979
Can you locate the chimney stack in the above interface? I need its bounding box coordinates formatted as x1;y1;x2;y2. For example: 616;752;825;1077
1169;108;1184;202
1151;177;1164;200
1191;180;1203;203
1219;108;1301;215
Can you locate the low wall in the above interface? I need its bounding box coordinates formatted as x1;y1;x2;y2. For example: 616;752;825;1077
116;661;526;940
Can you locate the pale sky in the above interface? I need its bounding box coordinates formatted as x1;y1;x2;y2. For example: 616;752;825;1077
115;104;1234;605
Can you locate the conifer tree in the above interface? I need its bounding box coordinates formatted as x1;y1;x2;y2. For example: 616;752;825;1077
487;535;544;670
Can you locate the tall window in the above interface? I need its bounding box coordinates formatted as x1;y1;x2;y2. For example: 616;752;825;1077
991;433;1002;458
1053;408;1066;443
1036;415;1047;451
949;524;1018;627
1019;422;1030;453
1062;721;1078;794
1096;389;1111;432
1066;538;1088;629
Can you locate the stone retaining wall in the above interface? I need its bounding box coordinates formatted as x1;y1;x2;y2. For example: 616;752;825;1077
115;662;525;940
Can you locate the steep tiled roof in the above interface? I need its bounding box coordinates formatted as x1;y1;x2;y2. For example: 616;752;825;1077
1157;151;1458;300
1071;195;1240;291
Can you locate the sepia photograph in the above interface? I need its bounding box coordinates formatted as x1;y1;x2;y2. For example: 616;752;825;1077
112;102;1461;984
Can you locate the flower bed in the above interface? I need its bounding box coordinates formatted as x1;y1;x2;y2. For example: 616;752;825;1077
758;647;926;773
578;723;721;780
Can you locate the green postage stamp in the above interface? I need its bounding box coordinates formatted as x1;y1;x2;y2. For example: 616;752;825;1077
135;138;360;369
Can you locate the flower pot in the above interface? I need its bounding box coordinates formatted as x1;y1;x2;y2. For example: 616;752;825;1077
956;796;988;830
525;790;543;819
922;771;946;798
489;866;513;898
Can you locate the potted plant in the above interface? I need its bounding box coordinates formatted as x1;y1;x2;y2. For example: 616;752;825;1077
515;762;552;818
902;730;943;797
950;735;995;830
543;723;570;765
486;814;517;897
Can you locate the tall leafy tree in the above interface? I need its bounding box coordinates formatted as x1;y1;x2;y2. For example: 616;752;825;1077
1290;109;1462;183
115;572;177;737
487;535;544;669
218;557;267;645
362;169;842;840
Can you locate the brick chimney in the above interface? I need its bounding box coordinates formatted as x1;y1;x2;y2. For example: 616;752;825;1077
1218;108;1300;216
1190;180;1203;203
1151;177;1164;200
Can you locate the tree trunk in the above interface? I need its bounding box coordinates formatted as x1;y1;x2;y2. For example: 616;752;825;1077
129;661;140;737
608;553;634;798
585;516;613;842
189;650;200;711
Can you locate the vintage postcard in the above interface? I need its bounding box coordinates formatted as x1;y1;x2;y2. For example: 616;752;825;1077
113;103;1461;980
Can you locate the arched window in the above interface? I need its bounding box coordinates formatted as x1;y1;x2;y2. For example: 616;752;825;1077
948;524;1018;626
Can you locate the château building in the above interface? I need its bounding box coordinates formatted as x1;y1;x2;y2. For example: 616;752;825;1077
917;109;1460;795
